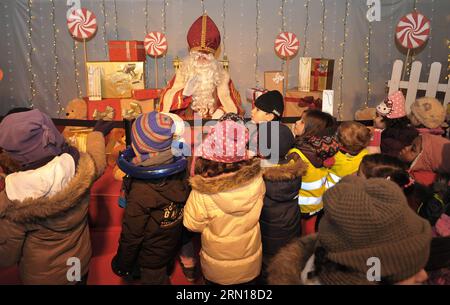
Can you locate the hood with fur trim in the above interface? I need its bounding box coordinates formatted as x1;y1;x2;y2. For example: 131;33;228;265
262;158;306;203
0;153;96;223
189;158;263;215
267;234;318;285
262;158;307;181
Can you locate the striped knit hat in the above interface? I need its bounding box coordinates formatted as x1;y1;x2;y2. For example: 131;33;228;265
131;111;174;164
318;176;432;284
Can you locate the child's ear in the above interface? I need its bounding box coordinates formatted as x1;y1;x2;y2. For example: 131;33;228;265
266;113;275;121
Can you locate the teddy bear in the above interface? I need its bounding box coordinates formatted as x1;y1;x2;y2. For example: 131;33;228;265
354;107;377;121
62;98;93;152
105;128;126;181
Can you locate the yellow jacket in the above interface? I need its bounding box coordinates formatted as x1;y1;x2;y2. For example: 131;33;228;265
326;149;368;189
183;159;265;285
288;148;328;215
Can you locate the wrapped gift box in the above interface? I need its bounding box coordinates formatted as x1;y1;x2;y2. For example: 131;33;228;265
264;71;284;94
87;65;102;101
86;61;145;98
310;58;334;91
108;40;146;62
298;57;312;92
120;98;156;120
86;98;122;121
368;127;382;147
298;58;334;92
246;88;268;108
132;88;161;100
284;89;322;117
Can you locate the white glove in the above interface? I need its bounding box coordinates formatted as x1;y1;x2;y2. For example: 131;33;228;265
211;108;225;120
182;76;199;97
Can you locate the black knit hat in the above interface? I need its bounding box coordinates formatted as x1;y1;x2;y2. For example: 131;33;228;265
258;121;294;162
255;90;284;118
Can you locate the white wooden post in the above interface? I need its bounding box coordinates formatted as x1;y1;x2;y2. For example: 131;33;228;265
405;61;421;112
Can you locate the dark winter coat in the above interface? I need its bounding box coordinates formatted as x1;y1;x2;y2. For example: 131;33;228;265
380;126;418;157
0;132;106;284
114;170;190;272
260;158;306;257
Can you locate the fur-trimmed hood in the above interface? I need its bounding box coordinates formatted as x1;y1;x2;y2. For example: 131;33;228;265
189;158;262;194
0;153;96;223
262;158;306;203
267;234;318;285
262;158;307;181
189;158;264;215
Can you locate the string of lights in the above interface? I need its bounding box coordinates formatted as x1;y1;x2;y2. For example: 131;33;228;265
320;0;326;58
113;0;119;39
237;0;244;88
144;0;149;34
71;39;82;97
3;3;15;104
364;20;373;108
302;0;310;57
26;0;36;107
101;0;107;57
221;0;226;56
255;0;261;87
50;0;62;115
337;0;351;120
386;0;395;65
162;0;168;85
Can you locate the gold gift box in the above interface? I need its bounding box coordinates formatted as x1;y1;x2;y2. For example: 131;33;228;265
86;61;145;98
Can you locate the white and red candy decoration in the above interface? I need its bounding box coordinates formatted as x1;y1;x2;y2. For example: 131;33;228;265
144;31;168;57
396;12;430;49
274;32;300;58
67;8;97;40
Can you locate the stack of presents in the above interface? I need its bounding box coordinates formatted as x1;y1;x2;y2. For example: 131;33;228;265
246;57;334;120
86;40;160;121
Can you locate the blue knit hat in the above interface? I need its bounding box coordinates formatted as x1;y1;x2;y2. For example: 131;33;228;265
131;111;174;163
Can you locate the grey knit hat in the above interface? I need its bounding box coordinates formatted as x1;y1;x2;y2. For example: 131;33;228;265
318;176;432;284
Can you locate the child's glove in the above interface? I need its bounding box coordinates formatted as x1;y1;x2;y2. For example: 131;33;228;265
111;255;132;279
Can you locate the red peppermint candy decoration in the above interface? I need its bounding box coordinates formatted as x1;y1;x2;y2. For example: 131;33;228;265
274;32;300;58
144;31;168;57
396;12;430;49
67;8;97;40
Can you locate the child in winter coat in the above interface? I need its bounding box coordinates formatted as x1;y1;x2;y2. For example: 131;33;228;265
183;119;265;285
0;109;110;284
111;111;190;284
409;97;447;136
287;109;338;236
375;91;419;157
325;121;371;189
357;153;442;223
267;176;432;285
358;153;450;285
399;133;450;187
258;122;306;284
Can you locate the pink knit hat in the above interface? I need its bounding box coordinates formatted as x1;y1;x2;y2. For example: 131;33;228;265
195;120;250;163
376;91;406;119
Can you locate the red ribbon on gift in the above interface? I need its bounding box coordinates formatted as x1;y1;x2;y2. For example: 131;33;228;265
285;96;322;110
311;59;328;91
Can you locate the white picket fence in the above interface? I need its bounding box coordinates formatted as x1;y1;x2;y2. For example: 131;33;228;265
387;59;450;113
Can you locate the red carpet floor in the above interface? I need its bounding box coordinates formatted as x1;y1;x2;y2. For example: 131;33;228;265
0;166;202;285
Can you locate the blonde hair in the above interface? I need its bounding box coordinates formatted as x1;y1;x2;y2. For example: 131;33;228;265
337;121;371;155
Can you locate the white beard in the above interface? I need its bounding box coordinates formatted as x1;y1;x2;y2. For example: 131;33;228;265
180;52;223;117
